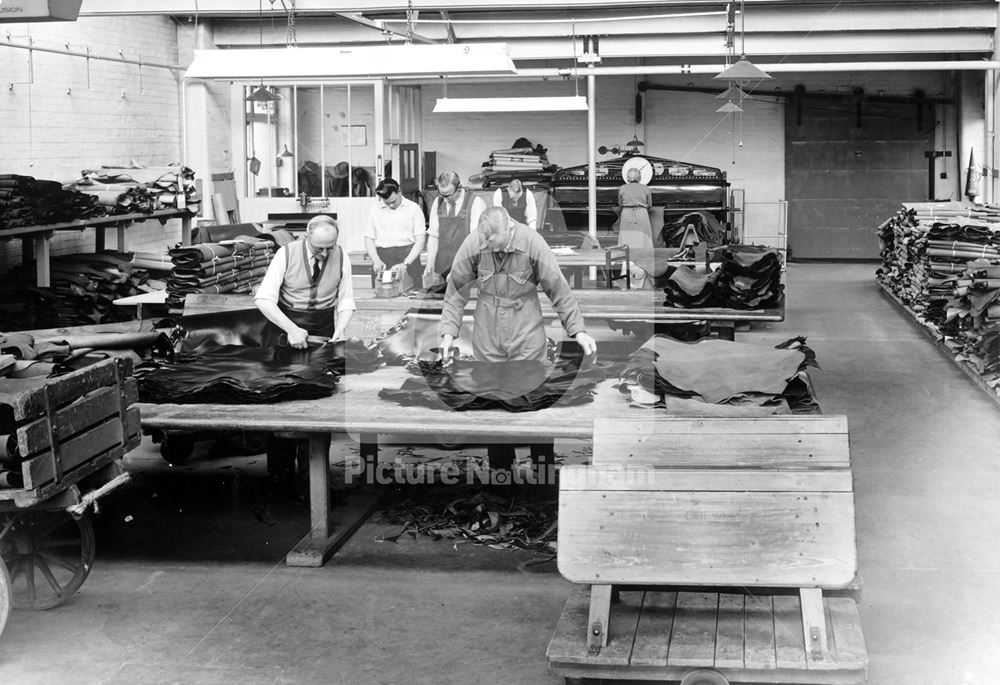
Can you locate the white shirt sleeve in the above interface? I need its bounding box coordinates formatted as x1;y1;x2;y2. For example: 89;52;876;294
253;245;288;305
525;189;538;230
363;202;379;241
428;198;440;238
492;188;502;207
470;196;487;234
337;247;356;314
411;202;426;239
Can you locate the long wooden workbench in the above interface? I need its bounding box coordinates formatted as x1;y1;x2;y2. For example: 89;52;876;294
135;365;784;568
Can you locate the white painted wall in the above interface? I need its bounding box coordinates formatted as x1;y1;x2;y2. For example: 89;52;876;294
0;16;186;273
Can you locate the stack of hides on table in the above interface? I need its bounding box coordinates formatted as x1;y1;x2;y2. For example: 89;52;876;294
661;211;726;248
378;356;607;412
5;251;149;327
165;228;292;312
617;334;820;415
470;138;557;187
69;164;200;214
136;339;381;404
0;174;106;229
661;244;783;309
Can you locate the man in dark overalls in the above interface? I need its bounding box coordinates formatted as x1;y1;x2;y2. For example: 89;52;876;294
438;206;597;470
424;171;487;284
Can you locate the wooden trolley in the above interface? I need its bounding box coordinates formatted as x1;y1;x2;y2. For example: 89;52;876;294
547;417;868;685
0;357;140;637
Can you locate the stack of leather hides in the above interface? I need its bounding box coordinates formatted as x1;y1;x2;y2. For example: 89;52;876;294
5;251;149;327
661;245;783;309
165;228;291;311
0;174;107;230
136;339;381;404
377;355;607;412
0;330;159;380
70;164;200;215
617;334;820;415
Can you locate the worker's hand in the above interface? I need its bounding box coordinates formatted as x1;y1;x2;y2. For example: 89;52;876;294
439;334;455;365
390;263;407;277
423;263;435;278
574;332;598;357
371;257;386;274
286;326;310;349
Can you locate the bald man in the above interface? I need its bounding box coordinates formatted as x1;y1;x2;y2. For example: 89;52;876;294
255;215;356;349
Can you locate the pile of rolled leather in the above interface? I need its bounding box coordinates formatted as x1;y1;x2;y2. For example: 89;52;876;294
165;236;278;313
0;174;107;230
877;201;1000;392
4;251;147;328
69;164;200;215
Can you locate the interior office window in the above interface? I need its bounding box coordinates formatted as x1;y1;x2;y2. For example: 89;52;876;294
244;82;377;199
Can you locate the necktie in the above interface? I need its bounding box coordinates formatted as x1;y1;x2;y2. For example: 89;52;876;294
312;257;325;283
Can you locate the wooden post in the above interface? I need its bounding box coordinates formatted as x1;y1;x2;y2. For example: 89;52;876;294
800;587;830;665
308;433;333;541
587;584;613;654
35;234;51;288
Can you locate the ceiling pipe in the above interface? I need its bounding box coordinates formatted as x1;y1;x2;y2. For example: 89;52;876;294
385;60;1000;84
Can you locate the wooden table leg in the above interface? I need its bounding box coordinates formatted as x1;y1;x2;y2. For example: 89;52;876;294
181;214;193;246
285;433;379;568
95;226;106;252
34;234;51;288
712;321;736;341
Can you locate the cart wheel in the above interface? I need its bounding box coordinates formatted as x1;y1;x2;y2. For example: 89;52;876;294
0;556;10;638
680;669;730;685
0;511;96;610
160;433;195;464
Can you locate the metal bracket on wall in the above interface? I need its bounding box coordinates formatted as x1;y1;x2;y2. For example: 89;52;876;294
924;150;953;200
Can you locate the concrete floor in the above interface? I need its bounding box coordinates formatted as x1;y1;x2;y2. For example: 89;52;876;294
1;262;999;684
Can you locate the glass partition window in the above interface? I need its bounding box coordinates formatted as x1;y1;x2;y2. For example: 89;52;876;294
243;82;377;199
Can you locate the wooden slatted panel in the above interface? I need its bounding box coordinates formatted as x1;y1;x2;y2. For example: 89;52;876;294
545;586;594;665
0;358;130;422
826;598;868;670
16;381;138;456
558;489;857;587
599;591;644;666
630;591;676;667
20;407;139;489
666;592;718;667
744;594;777;670
774;594;808;669
560;465;853;493
714;593;745;669
593;417;849;468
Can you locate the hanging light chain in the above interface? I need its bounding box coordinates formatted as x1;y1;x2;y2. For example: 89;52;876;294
286;0;297;47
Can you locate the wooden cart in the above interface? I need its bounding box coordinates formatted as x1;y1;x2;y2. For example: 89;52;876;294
0;357;140;636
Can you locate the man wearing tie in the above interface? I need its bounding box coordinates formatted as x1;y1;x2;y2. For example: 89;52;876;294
425;171;487;282
255;215;355;349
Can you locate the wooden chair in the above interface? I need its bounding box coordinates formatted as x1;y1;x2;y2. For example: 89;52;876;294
547;416;867;685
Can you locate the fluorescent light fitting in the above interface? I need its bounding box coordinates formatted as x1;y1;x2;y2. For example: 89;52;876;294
714;56;772;81
716;101;744;113
433;96;589;113
186;43;516;80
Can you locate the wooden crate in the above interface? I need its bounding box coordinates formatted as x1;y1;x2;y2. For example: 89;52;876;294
0;357;141;501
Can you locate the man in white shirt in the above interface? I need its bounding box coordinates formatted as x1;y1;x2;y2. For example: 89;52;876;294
255;215;355;349
364;177;426;289
425;171;487;281
491;179;537;230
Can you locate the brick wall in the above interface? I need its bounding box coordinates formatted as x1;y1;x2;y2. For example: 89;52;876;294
0;15;185;274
